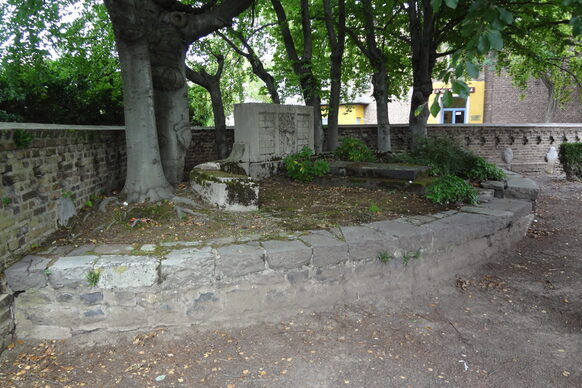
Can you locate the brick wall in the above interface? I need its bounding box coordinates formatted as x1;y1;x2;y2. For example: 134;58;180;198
337;124;582;171
483;67;582;124
0;124;126;272
185;127;234;173
187;124;582;174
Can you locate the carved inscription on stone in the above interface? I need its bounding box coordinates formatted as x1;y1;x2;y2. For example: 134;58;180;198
278;113;296;154
296;113;310;149
258;112;276;155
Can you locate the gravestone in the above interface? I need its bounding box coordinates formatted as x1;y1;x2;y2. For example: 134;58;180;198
226;103;314;179
545;146;558;174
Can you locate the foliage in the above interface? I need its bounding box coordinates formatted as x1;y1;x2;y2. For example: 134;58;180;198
402;249;422;265
426;175;478;205
334;137;377;162
283;147;330;182
407;137;475;177
86;269;100;287
559;142;582;180
368;203;380;213
13;129;33;149
466;156;505;181
378;250;392;264
0;1;124;125
2;197;12;206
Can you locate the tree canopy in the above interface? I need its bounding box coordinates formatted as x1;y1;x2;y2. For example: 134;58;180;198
0;0;579;201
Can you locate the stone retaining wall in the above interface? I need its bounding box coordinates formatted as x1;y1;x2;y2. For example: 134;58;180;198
4;173;538;340
0;124;126;272
187;124;582;174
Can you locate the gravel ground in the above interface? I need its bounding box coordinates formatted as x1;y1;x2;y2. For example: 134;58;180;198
1;174;580;388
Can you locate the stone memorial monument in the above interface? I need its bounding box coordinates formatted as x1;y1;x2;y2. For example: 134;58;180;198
225;103;315;179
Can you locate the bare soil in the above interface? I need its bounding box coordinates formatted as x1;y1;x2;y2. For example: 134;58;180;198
1;174;580;388
40;176;450;249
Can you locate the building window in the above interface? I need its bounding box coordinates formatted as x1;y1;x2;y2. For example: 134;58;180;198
322;117;328;125
441;96;467;124
356;117;361;124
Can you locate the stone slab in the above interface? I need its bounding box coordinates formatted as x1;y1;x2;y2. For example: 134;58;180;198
262;240;312;270
340;225;391;261
93;244;134;255
67;244;96;256
5;256;49;291
94;256;158;289
329;161;429;180
428;212;505;250
505;176;540;201
48;256;97;289
299;230;349;267
478;198;533;220
368;220;434;253
217;244;265;277
162;247;215;287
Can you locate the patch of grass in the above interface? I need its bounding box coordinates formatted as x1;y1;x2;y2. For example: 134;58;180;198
86;269;101;287
368;203;380;214
402;249;423;265
378;250;393;264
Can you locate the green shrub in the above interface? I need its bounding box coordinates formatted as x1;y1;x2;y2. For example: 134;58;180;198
426;175;478;205
334;137;377;162
283;147;330;182
408;137;474;177
559;142;582;180
466;156;505;181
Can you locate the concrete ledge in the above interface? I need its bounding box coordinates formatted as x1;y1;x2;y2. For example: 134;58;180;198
5;173;538;340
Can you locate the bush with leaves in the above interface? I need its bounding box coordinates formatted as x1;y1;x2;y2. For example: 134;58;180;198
408;137;474;176
559;142;582;180
426;175;478;205
334;137;377;162
283;147;330;182
466;156;505;181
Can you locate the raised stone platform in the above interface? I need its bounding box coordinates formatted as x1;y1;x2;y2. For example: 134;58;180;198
5;194;536;340
329;161;430;181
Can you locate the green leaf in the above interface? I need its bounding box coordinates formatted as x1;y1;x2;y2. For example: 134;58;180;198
486;29;503;50
498;8;513;25
442;90;453;107
454;80;470;98
430;97;441;117
465;61;480;79
414;103;426;117
477;35;490;54
571;16;582;36
431;0;443;12
444;0;459;9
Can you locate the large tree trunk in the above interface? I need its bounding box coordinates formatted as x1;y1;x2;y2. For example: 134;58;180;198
105;0;252;201
407;0;435;149
323;0;346;152
209;83;228;159
372;68;391;152
116;38;174;202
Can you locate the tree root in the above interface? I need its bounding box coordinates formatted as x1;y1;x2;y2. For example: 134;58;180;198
175;206;206;220
98;197;120;213
170;196;202;208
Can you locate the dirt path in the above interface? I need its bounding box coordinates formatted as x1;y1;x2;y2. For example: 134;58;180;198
1;174;580;388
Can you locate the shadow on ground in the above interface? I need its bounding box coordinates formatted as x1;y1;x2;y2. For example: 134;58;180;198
1;175;580;388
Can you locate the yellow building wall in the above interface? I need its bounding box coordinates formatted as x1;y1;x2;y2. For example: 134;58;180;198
427;80;485;124
321;104;366;124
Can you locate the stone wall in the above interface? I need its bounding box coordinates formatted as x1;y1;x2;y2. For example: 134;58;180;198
188;124;582;174
336;124;582;172
4;181;536;340
0;124;126;273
